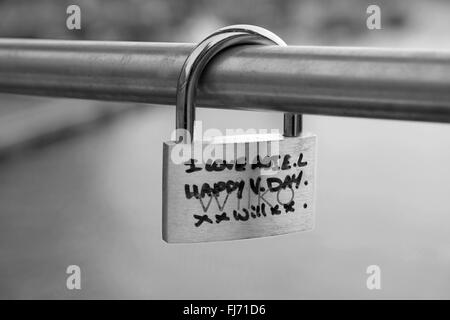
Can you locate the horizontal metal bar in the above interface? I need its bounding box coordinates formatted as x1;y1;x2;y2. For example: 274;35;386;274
1;38;450;123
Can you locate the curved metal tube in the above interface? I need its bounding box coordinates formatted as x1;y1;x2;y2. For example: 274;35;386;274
175;24;300;143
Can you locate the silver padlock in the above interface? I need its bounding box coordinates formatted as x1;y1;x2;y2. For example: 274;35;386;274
162;25;316;243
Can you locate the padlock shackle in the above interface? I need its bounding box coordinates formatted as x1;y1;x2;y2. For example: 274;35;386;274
175;25;302;143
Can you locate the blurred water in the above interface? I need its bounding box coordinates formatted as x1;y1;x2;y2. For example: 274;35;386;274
0;104;449;299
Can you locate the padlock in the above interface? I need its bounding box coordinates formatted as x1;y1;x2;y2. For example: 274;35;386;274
162;25;316;243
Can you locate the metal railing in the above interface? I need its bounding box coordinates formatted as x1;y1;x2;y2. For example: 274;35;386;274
1;38;450;123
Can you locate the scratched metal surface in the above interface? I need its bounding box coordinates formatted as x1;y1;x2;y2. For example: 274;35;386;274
162;135;316;243
0;105;449;299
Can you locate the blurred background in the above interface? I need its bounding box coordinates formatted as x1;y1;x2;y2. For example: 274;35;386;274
1;0;450;299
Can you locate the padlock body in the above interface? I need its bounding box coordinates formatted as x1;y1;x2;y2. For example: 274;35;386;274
162;133;316;243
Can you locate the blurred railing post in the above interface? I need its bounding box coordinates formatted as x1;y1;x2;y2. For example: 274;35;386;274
1;39;450;122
